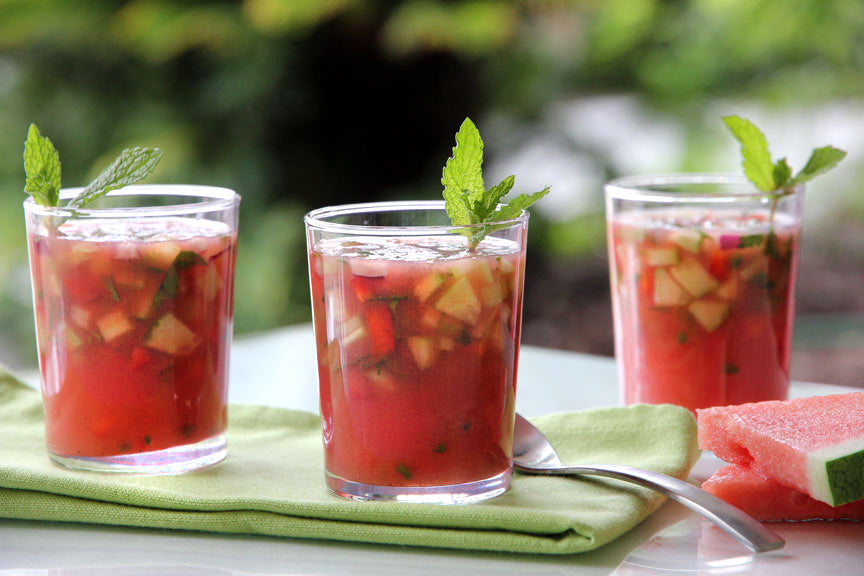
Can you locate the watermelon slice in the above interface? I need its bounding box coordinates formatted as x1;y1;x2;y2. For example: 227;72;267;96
702;464;864;521
697;393;864;507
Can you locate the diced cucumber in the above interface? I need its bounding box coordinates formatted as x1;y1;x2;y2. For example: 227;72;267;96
97;310;134;343
670;259;719;298
481;283;504;307
144;313;200;355
670;230;704;254
477;259;494;284
653;268;690;306
421;307;442;329
69;306;90;329
202;265;221;302
715;277;738;301
407;336;436;370
414;272;444;303
64;324;82;349
688;300;730;333
142;242;182;271
645;247;679;267
341;315;368;346
364;365;396;390
349;258;387;278
435;275;481;325
499;257;515;274
438;337;455;351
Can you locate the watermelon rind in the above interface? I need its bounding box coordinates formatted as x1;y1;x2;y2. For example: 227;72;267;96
807;438;864;506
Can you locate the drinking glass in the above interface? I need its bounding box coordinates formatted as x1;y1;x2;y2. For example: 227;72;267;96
305;201;528;503
604;174;803;412
24;185;240;473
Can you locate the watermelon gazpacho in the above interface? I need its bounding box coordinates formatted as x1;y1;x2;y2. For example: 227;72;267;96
698;393;864;508
308;235;525;494
609;208;800;411
27;216;237;464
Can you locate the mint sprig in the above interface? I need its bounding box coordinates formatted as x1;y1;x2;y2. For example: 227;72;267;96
23;123;162;210
24;124;62;207
442;118;549;246
722;115;846;195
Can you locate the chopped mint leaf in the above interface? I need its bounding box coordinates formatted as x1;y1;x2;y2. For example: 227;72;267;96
441;117;550;246
677;331;688;344
23;124;62;207
396;463;413;480
153;251;206;309
789;146;848;186
102;276;121;302
722;116;775;192
738;234;764;248
724;363;740;375
433;443;447;453
68;147;163;209
723;115;846;194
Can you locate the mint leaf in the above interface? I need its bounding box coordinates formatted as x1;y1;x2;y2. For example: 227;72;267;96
789;146;847;186
492;187;551;222
722;115;775;192
441;118;550;245
482;175;515;219
772;157;791;189
23;124;62;207
442;118;485;225
68;147;163;209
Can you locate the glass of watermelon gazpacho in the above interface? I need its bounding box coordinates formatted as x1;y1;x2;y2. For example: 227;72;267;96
605;175;802;412
24;185;240;473
305;201;527;503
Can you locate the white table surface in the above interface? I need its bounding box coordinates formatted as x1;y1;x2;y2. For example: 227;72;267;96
2;324;862;575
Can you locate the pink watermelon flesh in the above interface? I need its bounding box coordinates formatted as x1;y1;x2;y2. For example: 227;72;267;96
703;464;864;521
697;393;864;507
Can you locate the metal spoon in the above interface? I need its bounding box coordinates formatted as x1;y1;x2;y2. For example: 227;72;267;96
511;413;785;553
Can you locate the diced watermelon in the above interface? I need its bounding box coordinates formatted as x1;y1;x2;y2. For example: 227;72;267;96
703;464;864;521
714;277;738;301
351;276;376;302
698;393;864;507
365;303;395;356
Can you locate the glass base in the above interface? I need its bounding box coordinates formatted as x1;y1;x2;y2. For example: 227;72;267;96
325;468;511;504
48;434;227;475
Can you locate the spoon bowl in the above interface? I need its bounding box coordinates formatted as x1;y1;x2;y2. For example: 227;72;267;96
511;413;784;554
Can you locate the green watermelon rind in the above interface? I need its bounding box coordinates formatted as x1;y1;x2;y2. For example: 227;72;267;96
808;439;864;507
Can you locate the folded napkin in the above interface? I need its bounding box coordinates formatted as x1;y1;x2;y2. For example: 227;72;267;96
0;367;698;555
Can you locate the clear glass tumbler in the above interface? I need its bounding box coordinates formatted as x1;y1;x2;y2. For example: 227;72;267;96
24;185;240;473
305;201;528;503
604;175;803;412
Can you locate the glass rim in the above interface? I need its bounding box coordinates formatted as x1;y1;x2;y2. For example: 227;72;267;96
304;200;529;236
604;173;804;204
22;184;240;218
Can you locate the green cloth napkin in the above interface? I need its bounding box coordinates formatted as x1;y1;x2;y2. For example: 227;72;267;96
0;367;699;555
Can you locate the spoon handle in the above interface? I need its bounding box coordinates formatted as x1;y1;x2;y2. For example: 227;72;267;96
516;463;784;553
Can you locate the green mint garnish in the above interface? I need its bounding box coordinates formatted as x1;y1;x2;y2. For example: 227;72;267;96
23;124;62;207
441;117;549;246
23;123;162;209
396;463;413;480
722;115;846;195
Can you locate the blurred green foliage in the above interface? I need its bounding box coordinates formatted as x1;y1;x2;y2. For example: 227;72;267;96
0;0;862;367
